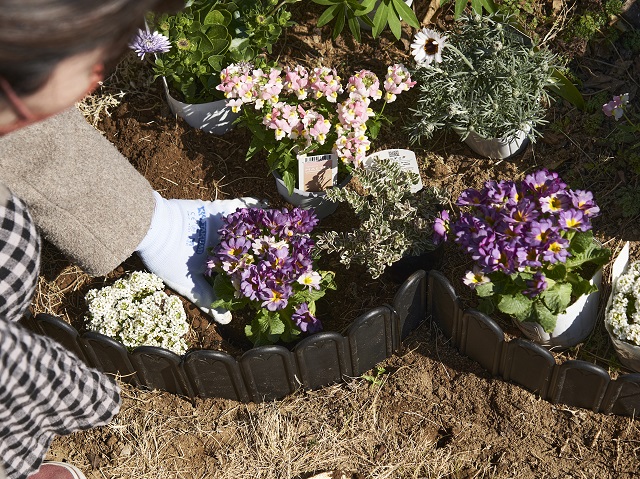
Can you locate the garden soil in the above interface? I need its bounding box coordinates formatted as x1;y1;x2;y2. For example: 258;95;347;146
38;2;640;478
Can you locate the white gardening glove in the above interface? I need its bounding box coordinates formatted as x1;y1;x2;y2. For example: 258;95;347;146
136;191;264;323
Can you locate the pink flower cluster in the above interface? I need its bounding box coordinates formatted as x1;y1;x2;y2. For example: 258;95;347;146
602;93;629;120
217;62;415;167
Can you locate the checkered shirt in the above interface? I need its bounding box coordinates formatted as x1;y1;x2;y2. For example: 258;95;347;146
0;192;40;321
0;189;121;479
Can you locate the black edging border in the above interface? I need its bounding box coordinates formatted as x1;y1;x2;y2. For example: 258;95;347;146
21;270;427;403
22;269;640;415
428;270;640;417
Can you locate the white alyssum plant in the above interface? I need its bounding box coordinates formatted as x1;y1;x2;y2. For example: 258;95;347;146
85;271;190;355
606;261;640;346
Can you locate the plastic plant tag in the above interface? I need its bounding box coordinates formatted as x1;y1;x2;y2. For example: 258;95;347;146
297;153;338;192
363;149;423;193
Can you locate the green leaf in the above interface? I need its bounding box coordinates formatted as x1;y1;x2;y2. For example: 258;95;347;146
391;0;420;28
477;298;495;315
313;0;340;5
474;281;494;298
454;0;467;19
282;169;296;195
545;263;566;281
549;68;585;110
497;293;533;321
347;10;361;42
541;282;572;314
470;0;482;14
332;5;347;40
366;118;382;139
207;54;224;71
211;275;247;310
480;0;498;13
203;9;225;25
533;302;557;333
316;3;340;28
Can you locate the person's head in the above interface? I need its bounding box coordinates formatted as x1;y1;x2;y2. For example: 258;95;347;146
0;0;179;134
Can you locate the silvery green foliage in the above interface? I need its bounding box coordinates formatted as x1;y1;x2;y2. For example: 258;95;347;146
408;14;560;143
316;158;447;279
85;272;190;355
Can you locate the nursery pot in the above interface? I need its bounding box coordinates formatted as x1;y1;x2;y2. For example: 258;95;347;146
513;268;603;349
385;245;444;284
605;322;640;373
604;242;640;372
461;129;530;160
163;78;238;135
273;172;351;219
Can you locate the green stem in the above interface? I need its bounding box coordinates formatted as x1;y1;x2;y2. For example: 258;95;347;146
445;44;475;72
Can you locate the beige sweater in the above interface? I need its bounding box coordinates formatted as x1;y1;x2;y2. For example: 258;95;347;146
0;107;155;276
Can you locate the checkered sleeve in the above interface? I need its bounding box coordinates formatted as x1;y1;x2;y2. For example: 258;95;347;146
0;188;40;322
0;188;121;479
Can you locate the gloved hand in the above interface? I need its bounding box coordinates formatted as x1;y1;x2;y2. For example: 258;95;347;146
136;191;263;324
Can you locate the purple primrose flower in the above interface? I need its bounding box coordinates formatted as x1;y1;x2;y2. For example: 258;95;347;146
292;303;322;333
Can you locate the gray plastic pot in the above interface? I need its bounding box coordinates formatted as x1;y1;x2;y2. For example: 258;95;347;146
163;78;238;135
513;268;602;349
273;172;351;219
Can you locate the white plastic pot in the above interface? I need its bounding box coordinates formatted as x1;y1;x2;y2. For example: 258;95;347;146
162;78;238;135
513;268;602;349
462;129;530;160
273;172;350;219
604;242;640;372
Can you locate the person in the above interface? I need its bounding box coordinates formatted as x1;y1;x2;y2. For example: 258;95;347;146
0;1;257;477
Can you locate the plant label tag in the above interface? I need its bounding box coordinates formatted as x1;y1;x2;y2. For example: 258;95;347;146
363;149;423;193
297;153;338;192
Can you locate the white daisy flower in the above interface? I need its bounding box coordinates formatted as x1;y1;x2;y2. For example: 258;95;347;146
411;28;448;66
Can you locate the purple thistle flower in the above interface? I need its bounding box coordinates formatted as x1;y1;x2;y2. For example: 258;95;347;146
291;303;323;333
129;29;171;60
524;272;548;298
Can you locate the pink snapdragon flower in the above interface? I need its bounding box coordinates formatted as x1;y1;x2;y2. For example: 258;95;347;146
334;126;371;167
383;64;416;103
338;98;374;129
347;70;382;101
603;93;629;120
301;110;331;145
283;65;309;100
309;67;343;103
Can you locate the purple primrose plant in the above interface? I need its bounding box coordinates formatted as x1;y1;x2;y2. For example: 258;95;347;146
207;207;336;345
434;169;610;332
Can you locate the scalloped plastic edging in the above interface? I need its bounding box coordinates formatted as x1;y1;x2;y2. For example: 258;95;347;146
23;270;427;403
427;270;640;417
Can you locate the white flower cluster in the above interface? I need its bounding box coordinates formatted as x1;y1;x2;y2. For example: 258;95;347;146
606;262;640;346
85;271;190;355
